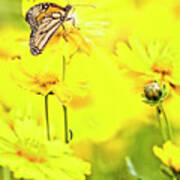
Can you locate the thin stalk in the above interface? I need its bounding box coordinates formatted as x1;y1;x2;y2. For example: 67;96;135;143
62;105;69;144
45;95;51;141
2;167;11;180
62;56;70;143
156;106;167;141
159;102;173;141
172;172;178;180
61;56;72;143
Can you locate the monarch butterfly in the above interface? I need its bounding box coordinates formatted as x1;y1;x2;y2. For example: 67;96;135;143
25;3;75;56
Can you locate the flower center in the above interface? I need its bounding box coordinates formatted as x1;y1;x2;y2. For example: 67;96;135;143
151;61;173;79
15;138;47;163
34;73;59;90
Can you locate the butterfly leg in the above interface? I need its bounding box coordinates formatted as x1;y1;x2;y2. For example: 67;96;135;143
62;24;66;32
63;34;68;42
62;25;68;42
66;17;80;30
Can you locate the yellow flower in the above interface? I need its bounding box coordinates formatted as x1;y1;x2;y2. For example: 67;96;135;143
116;37;180;95
0;27;88;106
153;141;180;172
9;51;87;105
0;116;91;180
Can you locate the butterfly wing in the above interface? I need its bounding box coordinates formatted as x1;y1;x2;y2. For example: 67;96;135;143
30;12;65;55
26;3;66;55
26;3;65;29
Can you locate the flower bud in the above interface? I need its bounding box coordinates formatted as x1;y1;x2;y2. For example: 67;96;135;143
144;82;162;101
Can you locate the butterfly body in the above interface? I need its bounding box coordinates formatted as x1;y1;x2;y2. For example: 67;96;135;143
25;3;73;56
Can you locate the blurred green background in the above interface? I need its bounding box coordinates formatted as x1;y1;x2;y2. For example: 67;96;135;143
0;0;24;28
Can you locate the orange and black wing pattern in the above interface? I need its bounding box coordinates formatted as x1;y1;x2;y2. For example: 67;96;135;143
25;3;68;56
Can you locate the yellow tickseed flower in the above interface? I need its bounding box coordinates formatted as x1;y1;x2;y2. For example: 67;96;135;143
0;117;91;180
153;141;180;172
116;37;180;95
0;28;88;106
22;0;108;56
9;54;88;106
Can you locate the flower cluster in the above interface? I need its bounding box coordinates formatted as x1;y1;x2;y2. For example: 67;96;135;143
0;116;90;180
3;0;180;180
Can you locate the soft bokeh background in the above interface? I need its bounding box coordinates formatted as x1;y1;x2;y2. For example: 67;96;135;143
2;0;180;179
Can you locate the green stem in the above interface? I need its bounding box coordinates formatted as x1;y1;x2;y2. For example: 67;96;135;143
172;172;178;180
62;105;69;144
45;95;51;141
172;177;177;180
159;102;173;141
3;167;11;180
61;56;72;143
156;106;167;142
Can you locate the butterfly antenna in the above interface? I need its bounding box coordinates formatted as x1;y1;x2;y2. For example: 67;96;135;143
70;7;76;16
72;4;96;9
